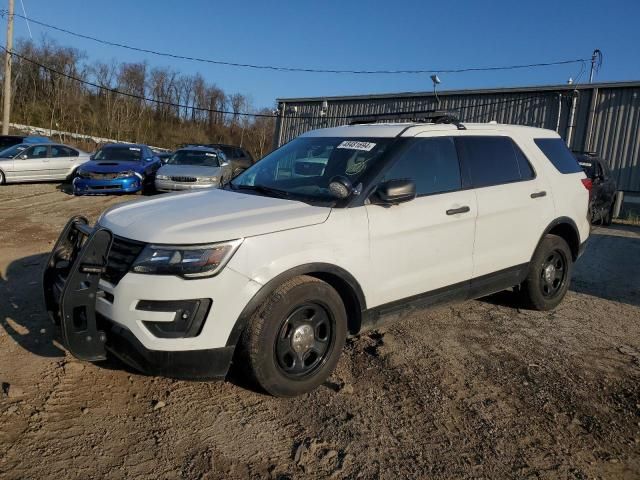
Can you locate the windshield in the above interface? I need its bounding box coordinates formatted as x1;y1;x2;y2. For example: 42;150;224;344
231;137;393;202
0;143;29;158
94;146;143;161
168;150;220;167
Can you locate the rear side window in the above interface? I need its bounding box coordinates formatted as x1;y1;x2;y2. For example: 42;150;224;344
513;143;535;180
535;138;582;174
456;136;526;188
384;137;461;196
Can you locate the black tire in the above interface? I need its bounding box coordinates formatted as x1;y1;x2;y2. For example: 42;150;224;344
0;169;4;185
240;275;347;397
520;234;573;311
602;202;614;226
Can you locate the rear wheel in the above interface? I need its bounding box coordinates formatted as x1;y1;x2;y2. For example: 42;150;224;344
240;275;347;397
602;201;614;226
520;234;572;311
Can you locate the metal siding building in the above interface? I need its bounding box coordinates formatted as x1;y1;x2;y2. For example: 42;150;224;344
275;81;640;193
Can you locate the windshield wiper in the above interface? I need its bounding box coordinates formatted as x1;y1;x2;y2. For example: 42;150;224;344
232;183;291;199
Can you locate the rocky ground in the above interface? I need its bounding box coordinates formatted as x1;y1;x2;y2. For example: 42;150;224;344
1;183;639;479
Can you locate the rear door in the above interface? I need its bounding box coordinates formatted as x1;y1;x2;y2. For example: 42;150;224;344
49;145;78;178
366;136;477;307
457;135;555;280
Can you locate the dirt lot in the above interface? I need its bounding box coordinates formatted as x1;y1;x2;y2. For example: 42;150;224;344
0;183;639;479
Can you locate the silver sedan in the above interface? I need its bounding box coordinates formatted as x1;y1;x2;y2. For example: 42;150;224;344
155;146;233;192
0;143;89;184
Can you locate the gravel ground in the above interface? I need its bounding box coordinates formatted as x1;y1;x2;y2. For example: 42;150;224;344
1;183;639;479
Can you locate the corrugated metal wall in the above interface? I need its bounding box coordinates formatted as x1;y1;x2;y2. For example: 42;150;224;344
274;82;640;192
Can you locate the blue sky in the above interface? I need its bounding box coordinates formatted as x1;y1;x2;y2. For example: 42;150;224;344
7;0;640;109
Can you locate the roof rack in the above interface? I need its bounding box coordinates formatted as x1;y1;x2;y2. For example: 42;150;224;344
348;110;466;130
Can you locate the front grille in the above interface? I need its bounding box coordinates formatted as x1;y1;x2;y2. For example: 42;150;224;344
102;236;146;285
171;176;197;183
89;184;121;190
90;172;119;180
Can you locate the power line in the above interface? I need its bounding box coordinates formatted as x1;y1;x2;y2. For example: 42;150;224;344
0;10;589;76
3;46;559;122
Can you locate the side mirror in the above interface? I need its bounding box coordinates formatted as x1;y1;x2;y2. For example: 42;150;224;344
375;179;416;205
89;155;95;161
19;154;28;160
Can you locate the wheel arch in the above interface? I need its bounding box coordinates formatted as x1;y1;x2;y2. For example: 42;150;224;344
535;217;581;261
225;263;366;348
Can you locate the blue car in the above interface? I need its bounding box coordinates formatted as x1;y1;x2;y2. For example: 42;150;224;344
73;143;161;195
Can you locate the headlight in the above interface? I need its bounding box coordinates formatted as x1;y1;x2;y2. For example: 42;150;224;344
116;171;142;179
156;174;169;180
199;176;218;183
131;239;243;278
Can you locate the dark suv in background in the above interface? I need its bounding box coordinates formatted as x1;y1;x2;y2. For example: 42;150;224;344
574;151;617;225
0;135;51;151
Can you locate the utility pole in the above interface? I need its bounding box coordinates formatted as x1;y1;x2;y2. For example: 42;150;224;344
2;0;14;135
589;49;602;84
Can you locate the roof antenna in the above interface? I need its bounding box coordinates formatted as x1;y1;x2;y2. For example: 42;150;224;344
430;74;441;108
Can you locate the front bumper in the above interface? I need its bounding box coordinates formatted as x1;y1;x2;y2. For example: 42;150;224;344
42;217;240;379
73;176;142;195
155;179;219;192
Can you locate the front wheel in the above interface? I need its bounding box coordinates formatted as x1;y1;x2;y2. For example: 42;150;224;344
520;234;573;311
240;275;347;397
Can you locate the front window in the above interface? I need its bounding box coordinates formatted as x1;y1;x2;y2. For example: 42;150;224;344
0;143;29;158
94;146;143;162
168;150;220;167
230;137;393;202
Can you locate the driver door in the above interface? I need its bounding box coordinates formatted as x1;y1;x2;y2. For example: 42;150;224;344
13;145;50;181
365;137;477;308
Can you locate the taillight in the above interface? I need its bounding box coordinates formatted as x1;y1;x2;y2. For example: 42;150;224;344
581;178;593;191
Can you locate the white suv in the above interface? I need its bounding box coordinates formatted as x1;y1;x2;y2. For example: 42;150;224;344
43;117;590;397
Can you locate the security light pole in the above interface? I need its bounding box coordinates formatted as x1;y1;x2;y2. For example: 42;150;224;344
2;0;14;135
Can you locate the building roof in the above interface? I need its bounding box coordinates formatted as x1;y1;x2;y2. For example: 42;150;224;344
277;80;640;103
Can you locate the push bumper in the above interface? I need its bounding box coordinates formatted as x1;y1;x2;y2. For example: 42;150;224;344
73;176;142;195
42;217;234;379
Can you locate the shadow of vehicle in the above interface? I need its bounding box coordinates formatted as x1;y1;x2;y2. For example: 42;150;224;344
481;224;640;309
572;224;640;307
0;252;65;358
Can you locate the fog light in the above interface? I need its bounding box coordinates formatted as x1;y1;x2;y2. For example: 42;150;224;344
137;299;212;338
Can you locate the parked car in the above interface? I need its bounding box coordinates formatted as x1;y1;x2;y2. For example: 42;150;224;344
574;151;617;225
0;142;88;184
44;118;590;397
0;135;51;151
182;143;254;176
73;143;161;195
155;146;232;192
154;151;172;165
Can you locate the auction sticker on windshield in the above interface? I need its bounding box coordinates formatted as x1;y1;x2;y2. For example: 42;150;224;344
337;141;376;151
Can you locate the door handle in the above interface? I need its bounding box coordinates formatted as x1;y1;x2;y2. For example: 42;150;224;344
530;191;547;199
446;206;470;215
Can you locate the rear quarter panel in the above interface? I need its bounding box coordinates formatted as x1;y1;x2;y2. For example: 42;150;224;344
523;132;590;244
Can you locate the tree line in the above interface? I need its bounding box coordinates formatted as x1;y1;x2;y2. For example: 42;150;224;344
3;39;276;158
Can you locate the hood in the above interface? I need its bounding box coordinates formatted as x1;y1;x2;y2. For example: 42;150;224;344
98;188;331;244
81;160;145;173
158;164;222;178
